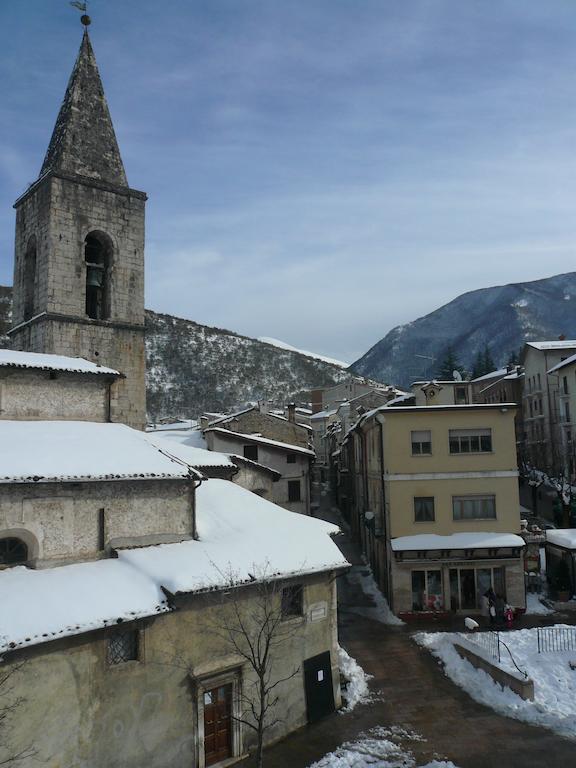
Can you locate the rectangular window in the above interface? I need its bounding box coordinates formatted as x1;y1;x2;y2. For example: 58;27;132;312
449;428;492;453
286;453;297;464
411;430;431;455
288;480;301;502
243;444;258;462
411;570;443;611
414;497;435;522
566;402;571;423
453;495;496;520
281;584;303;618
563;376;569;395
455;386;468;404
108;629;139;665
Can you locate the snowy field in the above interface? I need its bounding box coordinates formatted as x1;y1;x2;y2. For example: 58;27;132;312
416;627;576;740
308;725;458;768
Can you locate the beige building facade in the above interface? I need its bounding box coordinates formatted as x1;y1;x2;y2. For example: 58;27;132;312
339;403;525;617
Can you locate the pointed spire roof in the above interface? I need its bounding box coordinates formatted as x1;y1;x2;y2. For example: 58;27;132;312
40;30;128;187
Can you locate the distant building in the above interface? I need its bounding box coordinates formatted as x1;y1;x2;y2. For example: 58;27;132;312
521;340;576;470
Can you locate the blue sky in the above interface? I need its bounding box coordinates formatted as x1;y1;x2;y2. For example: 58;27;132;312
1;1;576;362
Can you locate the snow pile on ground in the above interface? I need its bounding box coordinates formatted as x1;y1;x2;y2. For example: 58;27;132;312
338;645;372;712
308;725;458;768
525;592;554;616
416;628;576;740
347;566;404;626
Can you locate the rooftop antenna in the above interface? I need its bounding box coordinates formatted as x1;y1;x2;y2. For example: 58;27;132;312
70;1;91;27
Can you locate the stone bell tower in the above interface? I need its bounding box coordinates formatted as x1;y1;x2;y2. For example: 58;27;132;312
9;22;147;430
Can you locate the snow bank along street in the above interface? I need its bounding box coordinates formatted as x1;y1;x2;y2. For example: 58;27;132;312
308;725;459;768
416;627;576;740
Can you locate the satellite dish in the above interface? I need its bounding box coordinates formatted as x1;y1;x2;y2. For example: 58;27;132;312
453;370;463;381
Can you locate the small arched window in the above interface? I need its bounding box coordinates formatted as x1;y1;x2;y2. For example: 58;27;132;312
0;537;28;566
23;235;37;321
85;232;112;320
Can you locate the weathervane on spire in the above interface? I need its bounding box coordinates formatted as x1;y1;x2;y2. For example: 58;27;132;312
70;1;91;27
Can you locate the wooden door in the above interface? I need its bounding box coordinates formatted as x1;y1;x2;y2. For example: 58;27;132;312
204;684;232;766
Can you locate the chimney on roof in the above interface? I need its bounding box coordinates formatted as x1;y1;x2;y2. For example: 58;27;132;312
287;403;296;423
559;334;566;341
200;415;209;431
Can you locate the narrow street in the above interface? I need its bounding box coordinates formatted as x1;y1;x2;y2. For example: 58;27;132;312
247;493;576;768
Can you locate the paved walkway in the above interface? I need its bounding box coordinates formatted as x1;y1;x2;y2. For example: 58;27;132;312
241;496;576;768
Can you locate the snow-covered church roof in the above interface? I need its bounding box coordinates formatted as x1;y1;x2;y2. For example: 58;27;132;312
0;479;348;653
0;349;120;376
0;421;212;483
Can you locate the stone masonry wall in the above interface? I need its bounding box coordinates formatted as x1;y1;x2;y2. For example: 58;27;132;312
0;369;111;422
4;573;340;768
0;479;191;566
11;175;146;429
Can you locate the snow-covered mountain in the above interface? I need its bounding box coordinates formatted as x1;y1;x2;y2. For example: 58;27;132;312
0;288;352;420
257;336;349;368
145;311;351;420
352;272;576;387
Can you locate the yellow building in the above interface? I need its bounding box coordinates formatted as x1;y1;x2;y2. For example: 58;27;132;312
340;402;526;618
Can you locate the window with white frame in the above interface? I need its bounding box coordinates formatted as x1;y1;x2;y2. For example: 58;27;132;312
453;495;496;520
449;428;492;454
411;430;431;455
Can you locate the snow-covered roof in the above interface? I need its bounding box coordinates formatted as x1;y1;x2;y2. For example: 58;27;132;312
267;412;313;431
143;431;234;470
147;419;198;432
0;349;120;376
207;407;256;427
0;479;348;653
548;353;576;374
470;368;508;383
545;530;576;550
0;421;205;483
391;532;525;552
0;559;169;653
205;427;315;456
311;408;338;420
526;340;576;351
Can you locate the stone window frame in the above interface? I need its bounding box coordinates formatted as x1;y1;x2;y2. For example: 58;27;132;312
195;667;245;768
106;625;144;668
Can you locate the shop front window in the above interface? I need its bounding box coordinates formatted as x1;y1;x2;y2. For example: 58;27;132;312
411;569;443;611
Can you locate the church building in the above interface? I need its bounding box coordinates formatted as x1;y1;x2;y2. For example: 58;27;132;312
0;20;348;768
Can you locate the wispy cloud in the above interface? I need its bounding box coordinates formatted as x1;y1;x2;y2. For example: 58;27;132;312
1;1;576;362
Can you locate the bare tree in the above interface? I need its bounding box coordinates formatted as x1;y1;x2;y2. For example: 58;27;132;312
204;568;303;768
0;661;33;767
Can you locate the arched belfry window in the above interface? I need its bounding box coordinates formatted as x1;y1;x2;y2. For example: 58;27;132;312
23;235;37;321
0;537;28;566
85;232;112;320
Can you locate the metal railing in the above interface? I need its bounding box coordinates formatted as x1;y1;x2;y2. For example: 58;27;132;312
467;630;528;679
537;626;576;654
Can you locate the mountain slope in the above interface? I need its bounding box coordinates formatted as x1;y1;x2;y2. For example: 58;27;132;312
145;310;351;419
0;287;352;419
352;272;576;387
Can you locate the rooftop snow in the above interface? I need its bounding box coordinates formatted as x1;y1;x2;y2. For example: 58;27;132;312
310;408;338;420
526;340;576;351
470;368;509;383
147;419;198;432
0;349;119;376
0;479;348;653
205;427;315;456
546;530;576;550
145;430;233;469
0;421;204;483
0;559;169;653
391;532;525;552
547;353;576;374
